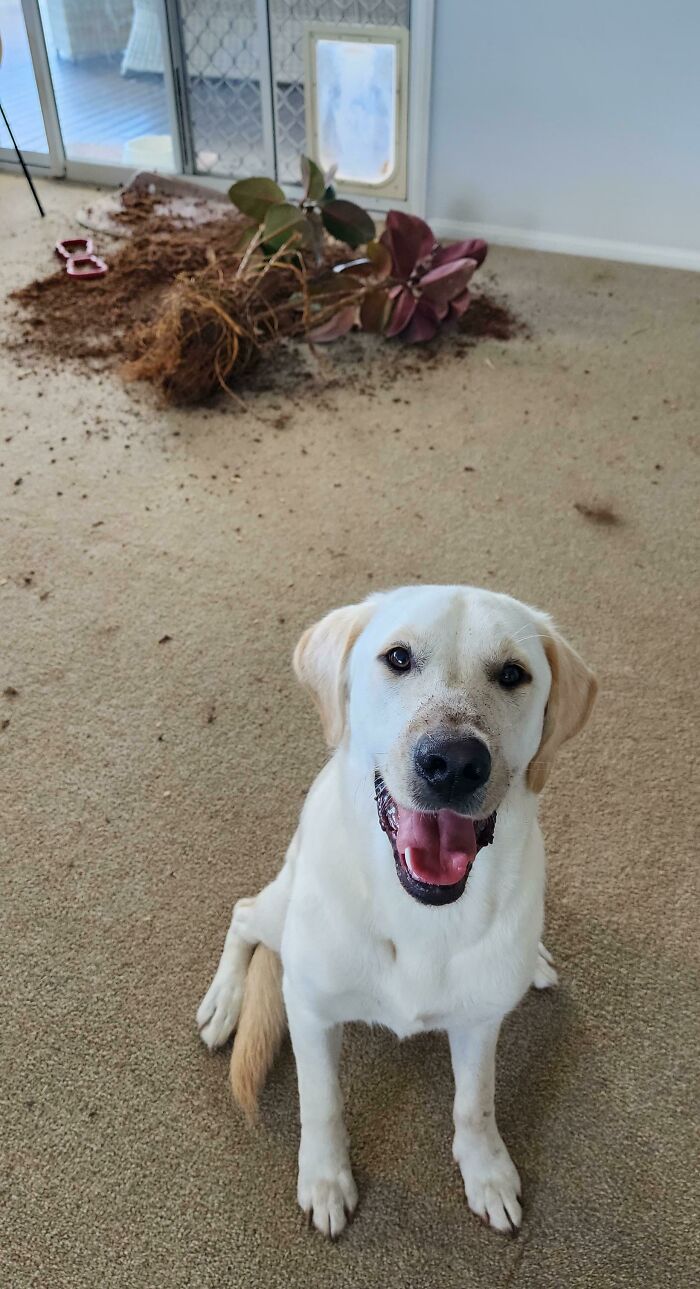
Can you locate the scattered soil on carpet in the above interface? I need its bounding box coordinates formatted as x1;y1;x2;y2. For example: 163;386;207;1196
9;203;524;401
459;294;523;342
10;210;248;365
573;500;622;525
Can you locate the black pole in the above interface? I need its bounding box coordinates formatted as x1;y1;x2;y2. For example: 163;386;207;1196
0;100;45;217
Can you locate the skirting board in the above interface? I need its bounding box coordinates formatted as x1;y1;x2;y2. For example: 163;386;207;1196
429;218;700;273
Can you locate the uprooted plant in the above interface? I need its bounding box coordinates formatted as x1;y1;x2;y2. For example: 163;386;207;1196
123;240;362;406
123;156;492;402
226;157;489;344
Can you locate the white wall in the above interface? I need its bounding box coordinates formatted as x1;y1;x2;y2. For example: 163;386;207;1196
426;0;700;270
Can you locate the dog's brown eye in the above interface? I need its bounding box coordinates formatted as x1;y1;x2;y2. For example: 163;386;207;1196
385;646;412;673
499;662;529;688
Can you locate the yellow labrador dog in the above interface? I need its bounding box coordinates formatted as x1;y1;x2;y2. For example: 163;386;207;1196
197;585;596;1237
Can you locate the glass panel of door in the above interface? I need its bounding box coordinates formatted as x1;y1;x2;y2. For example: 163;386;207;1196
37;0;176;169
0;0;49;161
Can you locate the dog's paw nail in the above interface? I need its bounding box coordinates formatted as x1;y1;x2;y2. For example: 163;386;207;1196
533;942;559;990
457;1141;522;1235
298;1167;358;1239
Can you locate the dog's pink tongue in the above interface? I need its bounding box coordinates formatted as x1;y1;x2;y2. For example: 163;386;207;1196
395;808;477;885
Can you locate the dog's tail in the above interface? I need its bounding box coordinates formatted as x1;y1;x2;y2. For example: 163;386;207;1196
230;945;286;1120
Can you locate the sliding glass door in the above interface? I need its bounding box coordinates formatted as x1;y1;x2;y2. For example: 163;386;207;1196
0;0;50;166
36;0;178;170
1;1;429;211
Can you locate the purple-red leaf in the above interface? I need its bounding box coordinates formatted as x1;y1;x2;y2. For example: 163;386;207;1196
449;288;472;319
420;258;477;305
380;211;434;280
403;300;442;344
373;212;487;343
307;305;357;342
385;286;418;337
433;237;488;269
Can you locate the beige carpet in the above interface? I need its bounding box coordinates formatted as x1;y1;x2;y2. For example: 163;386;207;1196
1;175;698;1289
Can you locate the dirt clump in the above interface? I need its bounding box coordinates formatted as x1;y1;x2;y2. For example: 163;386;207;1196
10;212;247;366
10;201;525;403
573;500;622;525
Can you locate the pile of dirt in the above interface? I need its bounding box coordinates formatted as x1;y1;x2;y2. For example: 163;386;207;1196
102;186;226;234
458;293;524;341
9;200;524;400
10;210;248;365
75;172;233;238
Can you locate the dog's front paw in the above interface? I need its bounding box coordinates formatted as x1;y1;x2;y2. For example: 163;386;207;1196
533;940;559;990
454;1130;522;1235
298;1157;358;1238
196;969;245;1050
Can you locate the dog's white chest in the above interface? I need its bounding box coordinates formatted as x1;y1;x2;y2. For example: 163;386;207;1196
282;783;546;1038
355;938;456;1037
285;905;532;1039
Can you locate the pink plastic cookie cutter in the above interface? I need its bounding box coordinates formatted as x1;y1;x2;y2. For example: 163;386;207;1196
55;237;108;279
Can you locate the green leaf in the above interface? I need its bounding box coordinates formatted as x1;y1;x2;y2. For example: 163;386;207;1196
262;202;309;253
301;155;326;202
321;199;376;248
304;208;326;265
228;176;285;221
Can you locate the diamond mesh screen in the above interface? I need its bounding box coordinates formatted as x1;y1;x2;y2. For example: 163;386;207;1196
179;1;409;181
270;1;410;183
180;0;266;176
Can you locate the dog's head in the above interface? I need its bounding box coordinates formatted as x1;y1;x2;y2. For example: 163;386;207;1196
294;585;596;906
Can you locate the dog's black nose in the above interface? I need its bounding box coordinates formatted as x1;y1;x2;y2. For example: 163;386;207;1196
414;735;491;802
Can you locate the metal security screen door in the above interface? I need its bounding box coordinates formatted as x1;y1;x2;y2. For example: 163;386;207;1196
167;0;424;205
2;2;431;210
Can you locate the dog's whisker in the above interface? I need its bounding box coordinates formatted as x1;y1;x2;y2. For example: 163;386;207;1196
511;622;552;645
510;632;551;648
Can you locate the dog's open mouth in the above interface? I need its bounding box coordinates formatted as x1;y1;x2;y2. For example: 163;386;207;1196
374;773;496;906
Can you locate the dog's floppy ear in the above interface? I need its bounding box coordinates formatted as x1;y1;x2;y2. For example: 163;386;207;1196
293;600;375;747
527;627;597;793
